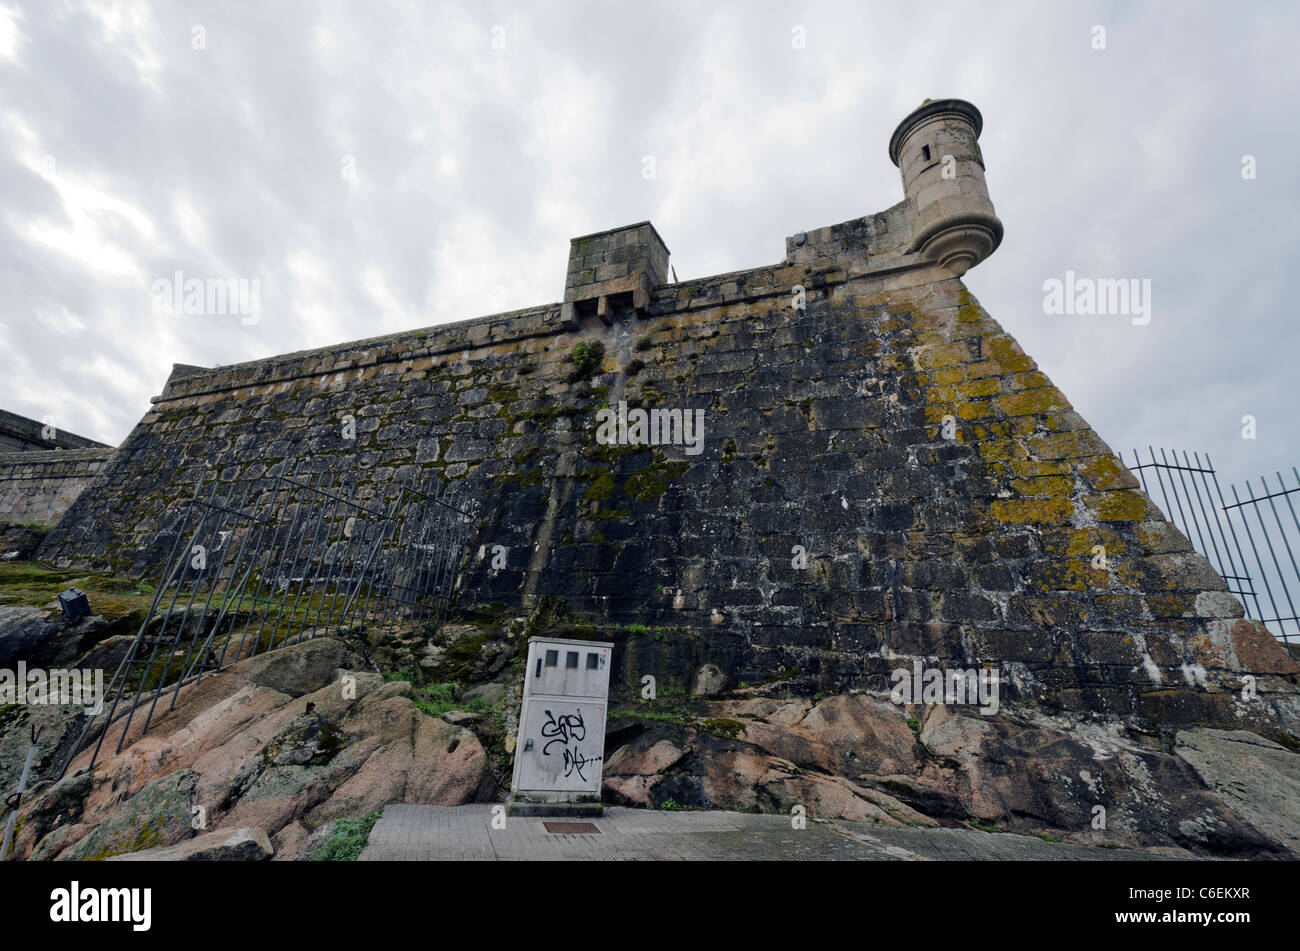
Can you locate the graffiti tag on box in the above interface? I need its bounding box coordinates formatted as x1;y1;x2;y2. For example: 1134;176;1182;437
540;708;602;782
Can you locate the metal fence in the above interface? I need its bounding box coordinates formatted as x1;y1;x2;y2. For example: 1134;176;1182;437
60;460;476;777
1124;448;1299;648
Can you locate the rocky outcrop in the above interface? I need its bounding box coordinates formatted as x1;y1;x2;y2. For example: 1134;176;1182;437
4;601;1299;860
599;683;1298;857
8;637;495;861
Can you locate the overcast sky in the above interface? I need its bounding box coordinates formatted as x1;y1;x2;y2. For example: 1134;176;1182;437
0;0;1296;497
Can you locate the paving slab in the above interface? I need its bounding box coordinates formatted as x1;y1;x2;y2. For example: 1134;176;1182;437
358;805;1184;861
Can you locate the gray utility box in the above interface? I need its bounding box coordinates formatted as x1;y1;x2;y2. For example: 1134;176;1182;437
507;637;614;817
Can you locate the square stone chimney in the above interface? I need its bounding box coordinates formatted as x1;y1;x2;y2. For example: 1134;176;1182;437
561;221;669;329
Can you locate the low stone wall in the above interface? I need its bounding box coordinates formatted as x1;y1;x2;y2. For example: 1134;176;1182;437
0;408;111;451
0;448;115;526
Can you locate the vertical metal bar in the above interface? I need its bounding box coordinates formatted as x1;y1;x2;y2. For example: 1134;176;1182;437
139;481;227;736
284;464;333;644
363;479;408;630
118;480;220;751
301;466;347;641
1256;475;1299;646
397;473;432;630
193;481;267;681
239;459;301;659
376;473;415;638
265;465;315;652
344;491;401;634
310;472;354;637
230;460;299;666
424;475;451;624
1145;446;1183;539
227;465;288;665
265;462;319;654
1194;452;1248;603
377;475;414;638
432;499;460;633
404;474;433;626
62;482;199;777
1180;450;1230;585
439;484;473;632
1209;457;1264;622
1163;447;1209;559
0;727;40;861
337;508;376;633
427;480;459;632
285;466;338;646
1233;482;1284;637
354;511;384;631
167;481;252;708
122;491;210;723
313;479;359;635
389;475;420;634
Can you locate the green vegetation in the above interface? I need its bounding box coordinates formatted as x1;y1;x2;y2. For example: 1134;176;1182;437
496;465;544;489
568;339;605;382
0;561;154;619
624;467;665;501
488;384;519;405
83;815;168;861
513;445;541;466
609;707;693;728
314;810;383;861
581;469;615;503
408;681;486;719
700;718;745;739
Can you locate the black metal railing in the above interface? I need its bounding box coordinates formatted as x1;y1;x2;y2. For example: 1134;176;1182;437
1125;447;1299;648
60;460;475;777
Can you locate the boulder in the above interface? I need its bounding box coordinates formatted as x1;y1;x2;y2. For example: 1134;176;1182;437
1174;728;1300;854
61;769;200;861
237;638;346;696
0;606;61;668
691;663;726;697
919;705;1285;855
110;826;272;861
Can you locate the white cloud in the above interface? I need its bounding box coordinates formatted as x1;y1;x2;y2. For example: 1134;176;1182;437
0;4;22;63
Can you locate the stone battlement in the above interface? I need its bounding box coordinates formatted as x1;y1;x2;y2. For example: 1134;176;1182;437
152;99;1002;406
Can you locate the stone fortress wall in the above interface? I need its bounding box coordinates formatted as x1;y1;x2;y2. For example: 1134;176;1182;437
33;100;1299;731
0;409;114;525
0;449;115;526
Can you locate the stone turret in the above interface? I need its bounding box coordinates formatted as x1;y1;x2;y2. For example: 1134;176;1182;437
560;222;670;330
889;98;1003;276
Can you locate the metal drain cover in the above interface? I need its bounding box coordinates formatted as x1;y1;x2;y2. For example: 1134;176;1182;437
543;821;601;835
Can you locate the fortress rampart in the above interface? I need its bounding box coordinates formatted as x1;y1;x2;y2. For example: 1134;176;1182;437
32;100;1299;731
